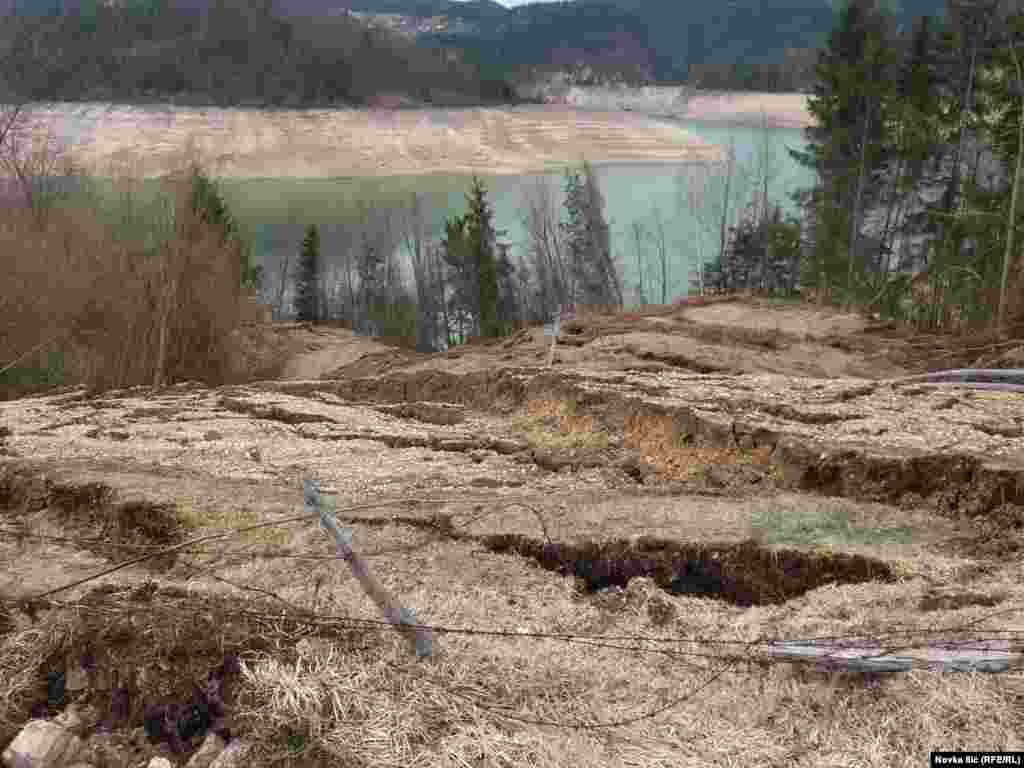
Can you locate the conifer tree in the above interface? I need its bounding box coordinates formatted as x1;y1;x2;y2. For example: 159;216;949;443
441;176;508;339
440;213;476;341
561;161;622;308
790;0;898;300
186;163;259;289
294;223;320;323
465;176;502;337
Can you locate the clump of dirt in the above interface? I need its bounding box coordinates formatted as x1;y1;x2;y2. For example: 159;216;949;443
917;590;1005;612
623;412;774;483
674;319;792;351
0;471;186;573
0;465;49;517
218;396;336;425
44;482;184;570
481;534;893;607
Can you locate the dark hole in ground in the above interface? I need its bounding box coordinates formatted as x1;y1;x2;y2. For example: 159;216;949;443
481;534;894;606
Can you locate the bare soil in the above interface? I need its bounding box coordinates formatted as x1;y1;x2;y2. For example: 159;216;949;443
681;92;813;129
1;298;1022;768
22;104;722;179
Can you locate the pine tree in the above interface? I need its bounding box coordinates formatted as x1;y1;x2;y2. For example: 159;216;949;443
494;242;519;335
356;224;385;334
561;161;622;308
294;223;320;323
465;176;502;338
878;14;941;272
186;163;259;289
790;0;898;301
441;176;508;339
440;213;476;341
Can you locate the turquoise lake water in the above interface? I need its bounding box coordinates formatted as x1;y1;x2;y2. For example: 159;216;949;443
213;118;814;306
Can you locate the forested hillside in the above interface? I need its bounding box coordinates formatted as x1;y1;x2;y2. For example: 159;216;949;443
353;0;951;86
1;0;959;96
702;0;1024;337
0;0;522;107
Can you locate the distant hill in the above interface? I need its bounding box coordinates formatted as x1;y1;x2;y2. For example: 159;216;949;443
1;0;953;96
344;0;949;83
0;0;527;107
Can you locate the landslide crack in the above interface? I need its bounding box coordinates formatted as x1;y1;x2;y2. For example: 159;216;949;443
335;512;893;607
218;397;336;425
481;534;893;606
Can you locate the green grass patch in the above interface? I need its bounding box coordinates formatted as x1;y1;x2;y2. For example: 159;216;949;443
751;507;914;548
510;414;610;452
175;496;288;547
0;351;66;398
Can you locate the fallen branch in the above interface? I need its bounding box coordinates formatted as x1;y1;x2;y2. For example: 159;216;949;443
762;638;1021;674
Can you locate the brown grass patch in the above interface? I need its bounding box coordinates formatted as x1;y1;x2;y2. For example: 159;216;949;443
624;412;772;480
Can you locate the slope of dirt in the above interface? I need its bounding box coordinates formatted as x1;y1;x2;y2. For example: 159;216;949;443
264;299;908;383
2;298;1023;768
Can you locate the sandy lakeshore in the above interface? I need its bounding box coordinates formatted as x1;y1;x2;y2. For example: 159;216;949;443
682;91;813;129
23;103;732;179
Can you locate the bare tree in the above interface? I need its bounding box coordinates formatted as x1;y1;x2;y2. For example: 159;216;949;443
520;176;568;319
675;134;754;290
650;204;669;304
351;201;402;336
750;109;782;229
630;219;648;305
401;192;446;351
997;16;1024;336
269;253;291;320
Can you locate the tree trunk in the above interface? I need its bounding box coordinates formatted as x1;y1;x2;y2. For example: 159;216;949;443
998;37;1024;337
274;253;289;320
847;103;872;307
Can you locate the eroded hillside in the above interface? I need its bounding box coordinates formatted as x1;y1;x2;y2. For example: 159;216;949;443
1;299;1022;768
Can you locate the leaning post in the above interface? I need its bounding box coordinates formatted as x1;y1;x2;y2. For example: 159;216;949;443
304;480;433;658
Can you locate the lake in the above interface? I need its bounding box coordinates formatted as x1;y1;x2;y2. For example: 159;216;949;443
15;102;814;309
215;120;813;307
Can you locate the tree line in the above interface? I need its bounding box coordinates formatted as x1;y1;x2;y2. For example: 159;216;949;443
698;0;1024;337
281;162;624;351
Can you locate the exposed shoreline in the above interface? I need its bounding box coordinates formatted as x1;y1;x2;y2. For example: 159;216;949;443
7;92;812;180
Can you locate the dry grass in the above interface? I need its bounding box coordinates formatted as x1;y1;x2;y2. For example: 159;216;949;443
0;608;78;746
1;482;1022;766
230;574;1024;767
175;496;288;548
4;575;1020;768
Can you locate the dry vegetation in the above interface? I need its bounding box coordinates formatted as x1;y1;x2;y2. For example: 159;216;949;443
0;134;256;400
1;106;1023;768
